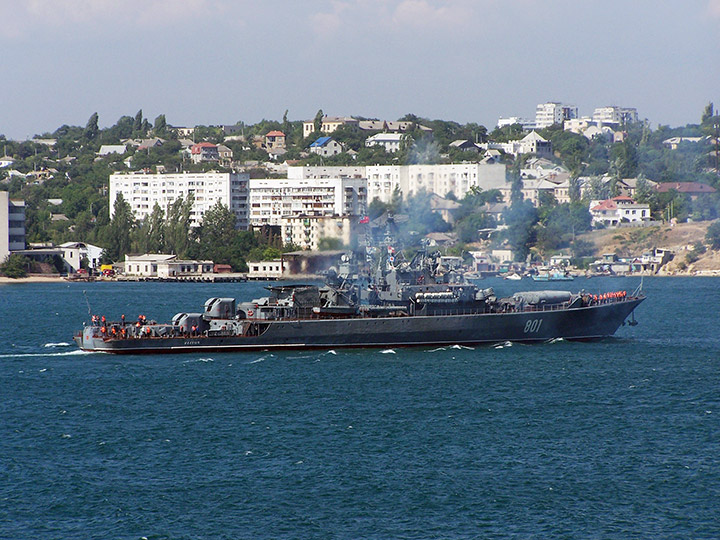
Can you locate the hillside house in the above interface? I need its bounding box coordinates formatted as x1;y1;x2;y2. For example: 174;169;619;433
589;196;651;227
309;137;343;157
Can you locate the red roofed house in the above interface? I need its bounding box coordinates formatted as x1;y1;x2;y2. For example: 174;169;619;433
589;196;651;228
654;182;716;200
190;142;219;164
265;131;286;151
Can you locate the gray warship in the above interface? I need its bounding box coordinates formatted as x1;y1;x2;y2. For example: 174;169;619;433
74;250;645;354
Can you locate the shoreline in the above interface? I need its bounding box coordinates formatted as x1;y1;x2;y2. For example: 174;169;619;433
3;272;720;284
0;275;67;284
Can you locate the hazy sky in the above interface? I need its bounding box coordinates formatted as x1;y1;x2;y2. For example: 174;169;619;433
1;0;718;139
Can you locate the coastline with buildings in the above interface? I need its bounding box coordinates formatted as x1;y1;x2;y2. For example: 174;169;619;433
3;101;720;281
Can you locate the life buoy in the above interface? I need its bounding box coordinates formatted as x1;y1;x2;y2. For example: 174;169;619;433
248;310;254;317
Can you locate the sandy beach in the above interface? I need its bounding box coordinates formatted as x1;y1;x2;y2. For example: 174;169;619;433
0;275;67;284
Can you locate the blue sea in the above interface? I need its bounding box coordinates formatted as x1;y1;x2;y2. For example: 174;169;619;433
1;277;719;539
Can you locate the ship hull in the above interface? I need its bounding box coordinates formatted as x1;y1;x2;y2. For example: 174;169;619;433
75;297;644;354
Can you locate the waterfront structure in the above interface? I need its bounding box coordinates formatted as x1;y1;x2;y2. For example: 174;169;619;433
247;259;285;280
535;102;578;128
59;242;104;272
247;177;367;227
109;171;250;228
123;253;214;278
0;192;25;262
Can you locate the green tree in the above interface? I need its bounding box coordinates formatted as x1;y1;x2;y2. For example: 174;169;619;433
84;112;99;141
282;109;291;141
194;201;237;262
706;220;720;250
153;114;168;137
313;109;324;133
0;253;30;278
701;102;714;124
610;140;638;178
165;193;194;257
133;202;165;253
104;194;135;261
456;213;496;243
133;109;144;135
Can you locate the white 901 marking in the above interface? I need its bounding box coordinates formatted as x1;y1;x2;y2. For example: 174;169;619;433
524;319;543;333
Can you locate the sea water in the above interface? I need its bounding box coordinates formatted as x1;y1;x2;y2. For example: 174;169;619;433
1;277;719;539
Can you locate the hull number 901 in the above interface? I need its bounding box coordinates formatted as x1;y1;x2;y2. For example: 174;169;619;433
524;319;543;333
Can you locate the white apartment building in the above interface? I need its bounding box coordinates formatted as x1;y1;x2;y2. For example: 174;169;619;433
0;192;25;262
282;215;357;251
592;106;638;126
247;177;367;226
535;102;578;128
288;163;508;204
287;166;366;180
365;132;405;153
109;172;250;229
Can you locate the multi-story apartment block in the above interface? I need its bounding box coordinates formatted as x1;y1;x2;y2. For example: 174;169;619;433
0;192;25;262
247;177;367;226
288;163;508;204
109;172;250;228
592;106;638;126
535;102;578;128
282;215;358;251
